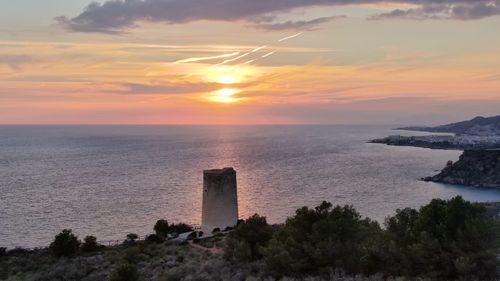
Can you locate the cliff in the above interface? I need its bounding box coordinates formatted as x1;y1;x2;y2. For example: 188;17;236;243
399;115;500;136
423;150;500;188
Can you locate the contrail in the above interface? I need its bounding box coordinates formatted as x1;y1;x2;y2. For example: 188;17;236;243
261;51;276;58
176;32;303;66
241;50;276;65
216;45;269;65
173;52;240;64
278;32;303;42
216;52;251;65
250;45;267;53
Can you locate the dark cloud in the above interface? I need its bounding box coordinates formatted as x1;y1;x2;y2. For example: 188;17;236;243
57;0;500;34
371;1;500;20
0;54;34;71
252;16;346;31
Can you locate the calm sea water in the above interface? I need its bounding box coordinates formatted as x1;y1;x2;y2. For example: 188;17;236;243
2;125;500;248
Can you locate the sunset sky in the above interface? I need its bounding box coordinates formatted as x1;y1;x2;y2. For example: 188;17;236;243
1;0;500;124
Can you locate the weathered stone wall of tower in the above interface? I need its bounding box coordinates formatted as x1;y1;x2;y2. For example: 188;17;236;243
201;167;238;231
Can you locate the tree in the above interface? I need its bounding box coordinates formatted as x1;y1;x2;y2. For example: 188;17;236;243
153;219;169;237
81;235;101;252
262;201;382;275
49;229;81;257
126;233;138;241
384;196;497;279
262;237;293;278
169;223;193;234
123;233;139;246
145;234;164;244
223;198;499;279
224;214;273;262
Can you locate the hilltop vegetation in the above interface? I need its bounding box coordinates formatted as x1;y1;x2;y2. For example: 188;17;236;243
1;197;498;280
225;196;498;280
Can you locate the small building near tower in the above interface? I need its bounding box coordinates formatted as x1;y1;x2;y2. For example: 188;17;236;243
201;167;239;232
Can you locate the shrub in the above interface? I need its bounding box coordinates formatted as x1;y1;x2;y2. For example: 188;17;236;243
224;214;273;262
145;233;164;244
81;235;101;252
169;223;193;234
262;201;382;275
49;229;81;257
0;247;6;256
212;228;221;234
261;237;293;278
107;263;138;281
122;247;140;264
224;239;252;263
384;196;497;279
126;233;138;242
123;233;139;246
154;219;170;237
5;247;30;256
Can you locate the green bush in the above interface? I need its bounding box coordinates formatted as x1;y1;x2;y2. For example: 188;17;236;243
122;247;140;264
123;233;139;246
384;196;497;279
49;229;81;257
145;233;164;244
107;263;138;281
126;233;138;242
154;219;170;237
81;235;101;252
224;214;273;262
261;237;293;278
169;223;193;234
223;197;497;279
263;201;382;276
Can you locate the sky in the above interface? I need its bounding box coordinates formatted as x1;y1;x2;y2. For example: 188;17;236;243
1;0;500;125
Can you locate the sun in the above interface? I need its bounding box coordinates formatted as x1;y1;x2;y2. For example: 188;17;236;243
193;65;256;103
217;75;237;85
210;88;240;103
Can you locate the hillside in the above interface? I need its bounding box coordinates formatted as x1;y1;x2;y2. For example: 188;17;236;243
399;115;500;136
423;150;500;188
2;198;499;281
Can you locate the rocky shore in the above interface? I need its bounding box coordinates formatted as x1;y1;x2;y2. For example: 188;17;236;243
423;150;500;188
369;135;500;150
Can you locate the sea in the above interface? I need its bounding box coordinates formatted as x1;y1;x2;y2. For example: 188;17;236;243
2;125;500;248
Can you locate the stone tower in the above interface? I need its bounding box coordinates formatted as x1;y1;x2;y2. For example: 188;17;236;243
202;167;239;231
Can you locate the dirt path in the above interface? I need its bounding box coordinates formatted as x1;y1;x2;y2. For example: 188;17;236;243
189;241;224;255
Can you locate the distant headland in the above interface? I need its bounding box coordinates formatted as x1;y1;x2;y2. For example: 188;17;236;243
369;116;500;150
370;115;500;188
423;150;500;188
398;115;500;136
369;115;500;150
